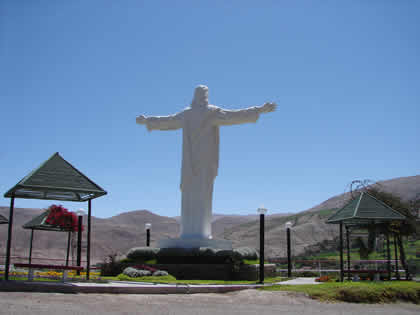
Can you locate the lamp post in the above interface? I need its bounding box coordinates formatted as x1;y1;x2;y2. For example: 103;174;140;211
257;206;267;284
76;209;85;275
285;221;293;278
145;223;151;247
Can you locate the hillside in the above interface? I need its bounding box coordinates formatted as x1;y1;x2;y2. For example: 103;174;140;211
305;175;420;213
0;208;180;265
0;175;418;264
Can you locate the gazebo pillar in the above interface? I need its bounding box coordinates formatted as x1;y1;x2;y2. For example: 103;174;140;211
386;231;391;280
86;199;92;280
346;226;351;280
394;233;400;280
65;231;71;266
29;229;34;264
339;222;344;282
5;196;15;281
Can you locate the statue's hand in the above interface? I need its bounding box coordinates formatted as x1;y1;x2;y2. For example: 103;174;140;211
259;102;277;114
136;115;147;124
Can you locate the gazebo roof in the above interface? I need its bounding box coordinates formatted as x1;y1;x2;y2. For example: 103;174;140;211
0;214;8;224
326;192;407;225
4;152;107;202
22;209;73;232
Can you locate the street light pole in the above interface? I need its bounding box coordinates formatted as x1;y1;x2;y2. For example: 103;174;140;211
258;206;267;284
145;223;151;247
285;221;292;278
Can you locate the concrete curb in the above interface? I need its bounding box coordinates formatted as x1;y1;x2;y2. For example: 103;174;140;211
0;280;265;294
0;280;77;294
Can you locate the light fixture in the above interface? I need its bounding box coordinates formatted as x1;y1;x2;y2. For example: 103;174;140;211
257;206;267;215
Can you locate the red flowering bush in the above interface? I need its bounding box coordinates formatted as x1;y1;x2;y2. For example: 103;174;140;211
315;275;331;282
45;204;82;231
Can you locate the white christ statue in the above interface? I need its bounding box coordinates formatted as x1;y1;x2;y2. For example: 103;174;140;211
136;85;276;249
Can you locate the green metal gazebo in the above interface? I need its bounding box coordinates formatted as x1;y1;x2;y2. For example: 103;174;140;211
326;192;407;281
3;152;107;280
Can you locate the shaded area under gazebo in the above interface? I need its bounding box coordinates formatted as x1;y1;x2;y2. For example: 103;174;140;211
3;152;107;280
22;208;76;267
0;214;8;224
326;192;407;282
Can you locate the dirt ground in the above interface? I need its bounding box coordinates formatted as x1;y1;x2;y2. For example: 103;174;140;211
1;290;419;315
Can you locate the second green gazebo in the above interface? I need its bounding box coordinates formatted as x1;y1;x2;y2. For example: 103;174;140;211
327;192;407;281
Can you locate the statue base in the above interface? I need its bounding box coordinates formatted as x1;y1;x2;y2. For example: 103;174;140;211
157;238;232;250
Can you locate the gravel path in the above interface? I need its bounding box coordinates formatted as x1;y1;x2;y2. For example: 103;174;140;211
1;290;420;315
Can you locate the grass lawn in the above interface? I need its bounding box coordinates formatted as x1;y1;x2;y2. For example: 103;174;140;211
0;275;108;283
102;274;286;285
261;281;420;303
0;276;60;282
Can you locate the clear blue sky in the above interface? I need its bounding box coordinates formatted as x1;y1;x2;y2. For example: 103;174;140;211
1;1;419;218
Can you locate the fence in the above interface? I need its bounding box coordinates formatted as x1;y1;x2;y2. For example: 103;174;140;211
268;258;419;277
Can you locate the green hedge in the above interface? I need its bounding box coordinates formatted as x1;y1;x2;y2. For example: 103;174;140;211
262;281;420;304
101;246;260;276
126;247;159;261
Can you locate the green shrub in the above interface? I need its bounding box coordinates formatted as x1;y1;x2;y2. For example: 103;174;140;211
126;247;159;262
338;285;420;304
157;247;229;264
119;257;135;264
198;247;217;257
263;282;420;304
337;287;382;303
116;273;176;282
233;247;259;260
100;253;130;276
123;246;260;265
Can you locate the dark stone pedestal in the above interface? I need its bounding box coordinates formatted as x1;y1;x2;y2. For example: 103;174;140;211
153;263;277;280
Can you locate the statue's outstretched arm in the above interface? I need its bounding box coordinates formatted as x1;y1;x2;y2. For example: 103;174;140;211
136;111;184;131
213;102;276;126
258;102;277;114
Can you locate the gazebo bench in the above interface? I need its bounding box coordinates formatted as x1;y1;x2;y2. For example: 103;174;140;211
346;269;389;280
14;263;84;281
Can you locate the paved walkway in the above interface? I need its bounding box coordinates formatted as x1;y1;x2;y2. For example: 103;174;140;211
0;277;320;294
278;277;320;285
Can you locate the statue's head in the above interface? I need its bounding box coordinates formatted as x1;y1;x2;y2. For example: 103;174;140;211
191;85;209;108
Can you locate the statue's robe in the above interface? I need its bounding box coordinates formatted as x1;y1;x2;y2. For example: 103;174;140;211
145;105;260;239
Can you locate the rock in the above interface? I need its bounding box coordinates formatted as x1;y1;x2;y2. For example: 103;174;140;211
122;267;152;278
152;270;169;277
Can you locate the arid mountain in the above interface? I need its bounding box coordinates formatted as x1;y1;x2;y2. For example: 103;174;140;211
305;175;420;213
222;175;420;257
1;175;418;264
0;208;180;265
211;215;260;237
